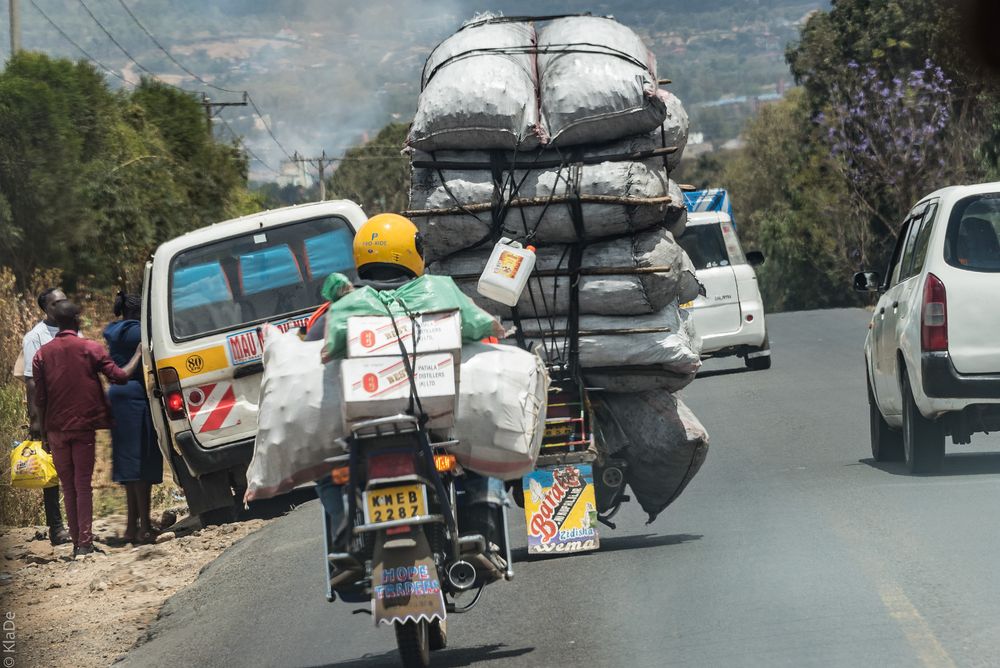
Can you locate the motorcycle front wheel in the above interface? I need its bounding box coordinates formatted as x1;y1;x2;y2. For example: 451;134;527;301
394;620;430;668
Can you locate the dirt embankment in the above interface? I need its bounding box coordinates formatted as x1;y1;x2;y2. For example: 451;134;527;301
0;515;270;668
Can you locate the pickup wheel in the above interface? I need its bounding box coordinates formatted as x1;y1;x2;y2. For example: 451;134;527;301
901;372;945;474
868;372;903;462
745;333;772;371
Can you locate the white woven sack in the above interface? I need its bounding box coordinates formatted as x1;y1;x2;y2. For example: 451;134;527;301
246;334;549;500
245;326;346;502
450;342;549;480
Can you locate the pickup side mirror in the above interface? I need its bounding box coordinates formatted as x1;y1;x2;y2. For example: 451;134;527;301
853;271;881;292
746;250;765;267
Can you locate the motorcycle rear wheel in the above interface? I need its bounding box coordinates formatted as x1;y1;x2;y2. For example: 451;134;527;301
430;619;447;651
395;620;431;668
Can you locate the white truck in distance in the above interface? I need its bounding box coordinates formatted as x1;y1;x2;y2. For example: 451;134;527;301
677;208;770;370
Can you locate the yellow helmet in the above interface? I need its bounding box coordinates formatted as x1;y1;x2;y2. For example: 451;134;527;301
353;213;425;279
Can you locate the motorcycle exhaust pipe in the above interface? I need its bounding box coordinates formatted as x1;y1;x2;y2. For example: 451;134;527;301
447;560;477;591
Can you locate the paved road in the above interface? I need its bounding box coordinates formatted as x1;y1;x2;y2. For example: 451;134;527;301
122;309;1000;668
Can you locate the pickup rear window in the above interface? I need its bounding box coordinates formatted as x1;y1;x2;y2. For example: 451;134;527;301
945;195;1000;273
170;216;356;340
678;223;730;270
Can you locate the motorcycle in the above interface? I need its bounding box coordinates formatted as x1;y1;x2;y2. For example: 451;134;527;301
322;413;514;668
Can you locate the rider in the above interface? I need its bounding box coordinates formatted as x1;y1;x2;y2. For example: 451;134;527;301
309;213;505;548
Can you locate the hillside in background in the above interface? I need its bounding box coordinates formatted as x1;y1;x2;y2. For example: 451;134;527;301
3;0;825;179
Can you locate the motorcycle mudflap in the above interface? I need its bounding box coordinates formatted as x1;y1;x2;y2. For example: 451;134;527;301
371;529;446;626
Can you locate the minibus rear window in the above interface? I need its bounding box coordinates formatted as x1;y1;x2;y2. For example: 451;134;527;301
169;216;355;340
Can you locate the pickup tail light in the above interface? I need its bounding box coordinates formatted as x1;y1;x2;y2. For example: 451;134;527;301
367;452;416;480
157;367;186;420
921;273;948;352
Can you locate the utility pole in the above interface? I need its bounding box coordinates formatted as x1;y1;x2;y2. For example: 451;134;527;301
200;91;248;137
284;151;337;201
9;0;21;58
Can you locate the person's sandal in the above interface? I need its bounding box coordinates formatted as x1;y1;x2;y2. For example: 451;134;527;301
135;530;160;545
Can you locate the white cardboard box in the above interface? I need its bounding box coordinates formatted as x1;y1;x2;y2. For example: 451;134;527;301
346;310;462;358
341;352;458;428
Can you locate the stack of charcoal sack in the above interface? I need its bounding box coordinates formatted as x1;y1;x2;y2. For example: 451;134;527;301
405;14;708;523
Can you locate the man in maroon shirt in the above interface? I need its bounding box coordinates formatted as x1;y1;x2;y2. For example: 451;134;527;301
33;301;142;556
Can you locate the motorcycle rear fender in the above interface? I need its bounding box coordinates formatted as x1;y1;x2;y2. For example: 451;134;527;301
371;529;446;627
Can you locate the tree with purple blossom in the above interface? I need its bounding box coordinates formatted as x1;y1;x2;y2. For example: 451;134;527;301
818;59;978;241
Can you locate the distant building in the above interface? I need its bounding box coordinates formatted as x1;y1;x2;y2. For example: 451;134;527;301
277;160;312;188
720;138;747;152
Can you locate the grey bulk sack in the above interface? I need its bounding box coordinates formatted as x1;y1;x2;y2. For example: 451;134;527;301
512;301;702;375
408;19;542;151
584;302;702;393
537;16;666;147
657;89;690;171
409;152;677;262
430;227;700;318
665;179;687;238
595;391;709;523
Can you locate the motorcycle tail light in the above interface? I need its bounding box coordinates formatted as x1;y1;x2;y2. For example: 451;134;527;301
331;466;350;485
434;454;457;473
367;452;416;479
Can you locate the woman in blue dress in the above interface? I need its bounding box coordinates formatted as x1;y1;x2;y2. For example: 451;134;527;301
104;293;163;544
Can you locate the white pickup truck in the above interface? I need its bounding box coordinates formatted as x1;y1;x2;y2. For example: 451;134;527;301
677;210;770;370
855;182;1000;473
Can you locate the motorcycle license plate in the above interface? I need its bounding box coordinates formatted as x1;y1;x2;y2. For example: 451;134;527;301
364;484;427;524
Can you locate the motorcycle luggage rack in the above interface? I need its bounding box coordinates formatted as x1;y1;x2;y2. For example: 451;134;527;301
349;413;422;439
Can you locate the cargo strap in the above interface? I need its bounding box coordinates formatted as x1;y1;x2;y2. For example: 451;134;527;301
386;308;458;537
566;162;585;377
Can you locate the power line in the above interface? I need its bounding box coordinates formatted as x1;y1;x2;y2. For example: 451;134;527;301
75;0;187;91
245;93;294;162
218;116;281;175
114;0;243;94
110;0;293;166
108;0;290;163
28;0;139;86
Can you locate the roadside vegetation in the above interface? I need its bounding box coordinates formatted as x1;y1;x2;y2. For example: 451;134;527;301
0;53;259;526
723;0;1000;311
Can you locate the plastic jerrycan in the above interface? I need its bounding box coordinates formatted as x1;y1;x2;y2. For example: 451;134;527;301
477;238;537;307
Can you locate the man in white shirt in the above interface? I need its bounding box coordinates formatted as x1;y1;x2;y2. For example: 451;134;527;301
21;287;72;546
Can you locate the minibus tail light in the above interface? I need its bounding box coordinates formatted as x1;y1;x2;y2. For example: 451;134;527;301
157;367;186;420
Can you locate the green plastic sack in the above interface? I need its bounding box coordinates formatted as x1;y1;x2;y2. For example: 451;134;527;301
322;273;498;360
